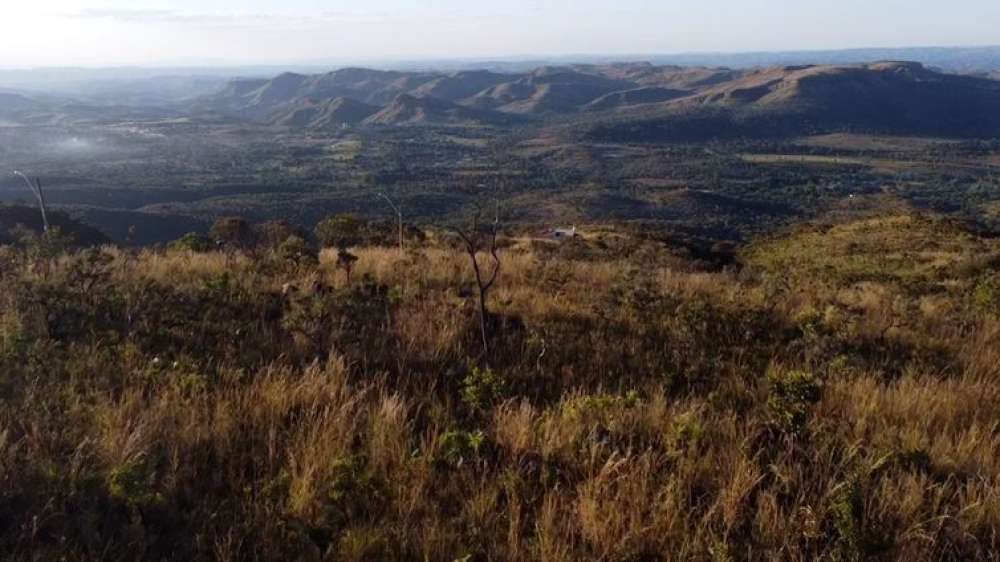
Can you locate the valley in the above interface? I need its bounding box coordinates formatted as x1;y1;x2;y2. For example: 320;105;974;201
1;61;999;245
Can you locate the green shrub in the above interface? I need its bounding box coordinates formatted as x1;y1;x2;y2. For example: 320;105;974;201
210;216;257;250
171;232;214;252
108;455;161;507
972;273;1000;314
439;429;487;466
277;235;318;266
19;226;75;260
460;366;506;412
767;369;821;435
315;214;365;249
256;220;307;249
566;390;642;421
323;456;386;530
831;476;865;562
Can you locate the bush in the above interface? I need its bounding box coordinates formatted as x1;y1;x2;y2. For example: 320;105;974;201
972;273;1000;314
256;220;308;250
108;455;161;507
439;429;487;466
831;475;865;561
767;369;821;435
316;214;365;249
171;232;213;252
210;216;257;250
460;366;506;412
323;456;386;530
277;235;318;266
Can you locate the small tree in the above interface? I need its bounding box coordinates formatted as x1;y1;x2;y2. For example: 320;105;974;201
315;214;365;249
256;220;305;250
449;204;502;357
378;192;404;253
172;232;213;252
12;171;49;232
277;235;318;266
210;217;257;251
336;248;359;284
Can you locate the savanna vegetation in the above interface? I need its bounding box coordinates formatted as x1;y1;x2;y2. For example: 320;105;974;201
2;207;1000;561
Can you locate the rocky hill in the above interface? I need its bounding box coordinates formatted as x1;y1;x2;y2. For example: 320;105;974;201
198;63;728;126
271;97;378;128
361;94;518;126
197;61;1000;138
584;62;1000;140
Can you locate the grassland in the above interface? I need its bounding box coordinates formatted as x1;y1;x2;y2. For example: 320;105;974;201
1;211;1000;560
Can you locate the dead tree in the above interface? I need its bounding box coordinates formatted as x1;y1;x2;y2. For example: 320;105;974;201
378;192;404;253
449;204;502;357
12;171;49;232
336;249;359;285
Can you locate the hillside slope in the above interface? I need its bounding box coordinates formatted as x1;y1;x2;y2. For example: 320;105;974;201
199;68;439;120
410;70;510;101
362;94;515;126
585;62;1000;140
271;97;379;128
3;213;999;560
462;67;634;114
197;61;1000;136
583;86;690;111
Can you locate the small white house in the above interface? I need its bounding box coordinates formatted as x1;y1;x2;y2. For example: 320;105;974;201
552;226;577;239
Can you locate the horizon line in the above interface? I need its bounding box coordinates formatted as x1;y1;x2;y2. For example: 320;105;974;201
2;43;999;72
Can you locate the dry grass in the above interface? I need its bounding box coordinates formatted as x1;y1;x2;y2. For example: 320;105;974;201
1;212;999;560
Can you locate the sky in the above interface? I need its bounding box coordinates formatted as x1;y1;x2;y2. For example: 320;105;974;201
2;0;999;67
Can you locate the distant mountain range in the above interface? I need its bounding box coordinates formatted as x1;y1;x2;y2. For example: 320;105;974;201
3;57;1000;138
197;63;752;126
0;91;172;125
583;61;1000;141
197;61;1000;138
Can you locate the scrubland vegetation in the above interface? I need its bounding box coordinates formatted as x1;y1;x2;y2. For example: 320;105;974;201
2;211;1000;561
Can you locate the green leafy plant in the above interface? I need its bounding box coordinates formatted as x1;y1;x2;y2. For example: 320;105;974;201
972;273;1000;314
767;369;822;435
210;216;258;251
108;454;161;507
277;235;318;266
316;214;365;249
171;232;213;253
323;455;386;530
831;474;866;562
460;366;506;412
439;429;487;466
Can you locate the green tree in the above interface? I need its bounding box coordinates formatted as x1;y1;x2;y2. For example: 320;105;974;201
210;217;257;251
171;232;213;252
315;214;365;249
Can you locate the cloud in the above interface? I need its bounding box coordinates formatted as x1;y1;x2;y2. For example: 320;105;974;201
67;8;390;27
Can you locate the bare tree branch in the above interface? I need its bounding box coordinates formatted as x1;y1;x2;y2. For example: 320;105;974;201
12;171;49;232
378;192;404;252
447;201;504;358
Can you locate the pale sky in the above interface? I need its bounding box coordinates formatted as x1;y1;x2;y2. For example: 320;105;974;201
2;0;999;67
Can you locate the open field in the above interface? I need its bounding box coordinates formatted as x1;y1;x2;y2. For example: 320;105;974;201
741;153;1000;173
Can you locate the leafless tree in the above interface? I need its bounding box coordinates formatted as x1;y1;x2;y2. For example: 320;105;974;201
336;249;359;285
449;203;502;357
12;171;49;232
378;192;404;253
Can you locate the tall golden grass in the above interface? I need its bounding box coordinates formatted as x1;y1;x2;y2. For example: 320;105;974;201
0;213;998;560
